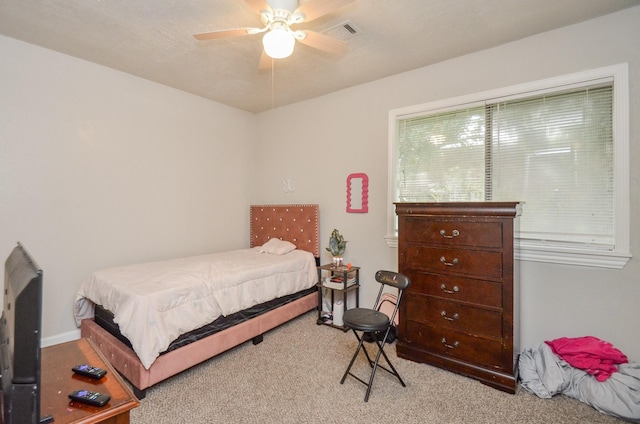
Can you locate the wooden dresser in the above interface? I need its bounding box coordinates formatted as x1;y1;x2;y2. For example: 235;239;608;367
395;202;521;393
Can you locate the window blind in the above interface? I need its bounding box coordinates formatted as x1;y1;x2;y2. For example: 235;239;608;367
394;85;614;249
396;106;486;202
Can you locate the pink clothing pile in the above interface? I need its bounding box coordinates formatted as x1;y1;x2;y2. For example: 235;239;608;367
546;336;628;382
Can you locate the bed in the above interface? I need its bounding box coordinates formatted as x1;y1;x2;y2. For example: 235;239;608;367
75;204;320;398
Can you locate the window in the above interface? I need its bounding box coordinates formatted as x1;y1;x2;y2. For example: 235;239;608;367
387;64;630;269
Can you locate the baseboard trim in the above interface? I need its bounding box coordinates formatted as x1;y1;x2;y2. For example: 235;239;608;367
42;329;81;348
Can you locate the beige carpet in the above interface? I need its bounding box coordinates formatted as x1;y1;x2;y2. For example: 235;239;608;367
130;311;625;423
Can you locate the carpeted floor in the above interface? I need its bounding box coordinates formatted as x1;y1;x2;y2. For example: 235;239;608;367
130;311;626;423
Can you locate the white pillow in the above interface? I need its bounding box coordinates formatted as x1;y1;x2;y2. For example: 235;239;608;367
259;238;296;255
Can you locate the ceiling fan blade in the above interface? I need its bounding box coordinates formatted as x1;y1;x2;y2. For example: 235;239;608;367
259;51;272;71
244;0;271;14
298;30;348;56
193;28;261;41
295;0;355;23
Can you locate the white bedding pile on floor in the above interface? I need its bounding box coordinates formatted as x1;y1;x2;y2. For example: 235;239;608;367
519;342;640;422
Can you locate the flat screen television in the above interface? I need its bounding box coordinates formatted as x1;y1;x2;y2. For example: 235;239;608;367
0;243;43;424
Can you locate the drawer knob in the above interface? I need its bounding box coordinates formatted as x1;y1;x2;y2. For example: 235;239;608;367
440;256;459;266
441;311;460;321
439;229;460;239
440;284;459;294
441;338;459;349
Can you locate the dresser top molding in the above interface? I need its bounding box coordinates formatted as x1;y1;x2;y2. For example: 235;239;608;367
394;202;522;218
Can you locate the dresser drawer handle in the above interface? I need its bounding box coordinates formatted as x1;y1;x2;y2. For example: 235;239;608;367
441;338;459;349
440;284;459;294
441;311;459;321
439;229;460;239
440;256;459;266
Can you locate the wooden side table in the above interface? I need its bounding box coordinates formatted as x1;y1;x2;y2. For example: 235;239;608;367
316;263;360;330
40;338;140;424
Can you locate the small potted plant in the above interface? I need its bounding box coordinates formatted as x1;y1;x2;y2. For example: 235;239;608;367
326;229;348;266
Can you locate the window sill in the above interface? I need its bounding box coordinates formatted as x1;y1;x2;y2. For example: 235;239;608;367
515;244;630;269
384;236;631;269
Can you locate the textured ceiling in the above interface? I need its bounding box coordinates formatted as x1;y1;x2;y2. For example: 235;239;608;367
1;0;638;113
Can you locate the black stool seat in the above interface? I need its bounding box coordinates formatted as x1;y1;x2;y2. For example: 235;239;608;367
343;308;389;332
340;270;411;402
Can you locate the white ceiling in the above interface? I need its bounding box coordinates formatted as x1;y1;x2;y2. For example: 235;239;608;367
1;0;638;113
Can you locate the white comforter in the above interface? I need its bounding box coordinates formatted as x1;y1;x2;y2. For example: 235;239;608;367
74;248;317;369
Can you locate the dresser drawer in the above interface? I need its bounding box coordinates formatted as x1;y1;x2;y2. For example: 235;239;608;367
408;272;502;308
405;321;503;368
402;217;503;249
403;245;503;280
405;296;502;338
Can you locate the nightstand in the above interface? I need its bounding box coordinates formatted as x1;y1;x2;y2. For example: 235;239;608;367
316;263;360;330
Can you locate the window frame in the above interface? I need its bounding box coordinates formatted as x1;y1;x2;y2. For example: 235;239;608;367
386;64;630;269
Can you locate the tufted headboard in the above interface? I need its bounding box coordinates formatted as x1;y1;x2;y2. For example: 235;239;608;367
249;204;320;258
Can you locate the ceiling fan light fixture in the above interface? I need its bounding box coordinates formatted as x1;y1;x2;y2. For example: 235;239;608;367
263;27;295;59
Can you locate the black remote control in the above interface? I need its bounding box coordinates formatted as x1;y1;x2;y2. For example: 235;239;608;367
72;364;107;380
68;389;111;407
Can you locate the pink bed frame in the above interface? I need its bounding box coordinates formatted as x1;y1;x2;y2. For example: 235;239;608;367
81;204;320;398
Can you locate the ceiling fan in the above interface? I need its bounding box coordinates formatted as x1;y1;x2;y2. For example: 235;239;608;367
194;0;355;70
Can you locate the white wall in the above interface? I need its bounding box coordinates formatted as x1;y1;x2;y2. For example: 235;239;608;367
2;7;638;362
0;36;257;344
255;7;640;360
